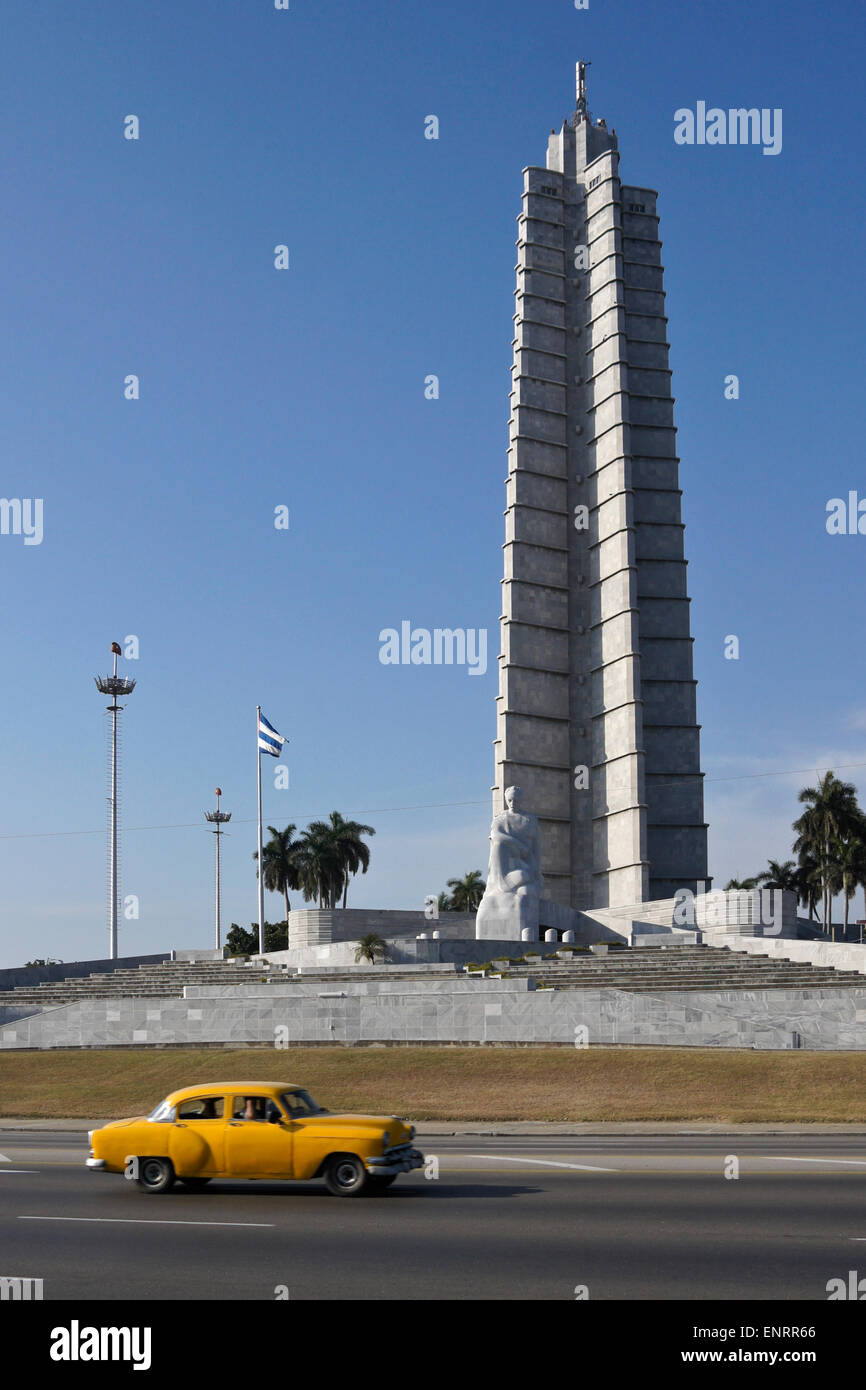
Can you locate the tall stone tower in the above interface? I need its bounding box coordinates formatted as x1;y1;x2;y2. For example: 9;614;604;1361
493;62;709;911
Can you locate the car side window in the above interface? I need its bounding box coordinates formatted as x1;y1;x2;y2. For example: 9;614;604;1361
232;1095;269;1122
177;1096;224;1121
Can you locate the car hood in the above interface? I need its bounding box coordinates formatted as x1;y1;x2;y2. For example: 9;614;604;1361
298;1113;411;1140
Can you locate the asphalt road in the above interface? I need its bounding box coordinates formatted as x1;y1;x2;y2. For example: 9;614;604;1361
2;1131;865;1300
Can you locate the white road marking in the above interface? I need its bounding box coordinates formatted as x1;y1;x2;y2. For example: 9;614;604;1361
18;1216;274;1227
761;1156;866;1166
464;1154;618;1172
0;1153;10;1162
0;1169;38;1174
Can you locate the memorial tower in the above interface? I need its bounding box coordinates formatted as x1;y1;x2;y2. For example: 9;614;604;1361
492;62;709;910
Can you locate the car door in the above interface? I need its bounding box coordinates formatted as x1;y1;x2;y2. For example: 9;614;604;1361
223;1094;294;1178
168;1095;226;1176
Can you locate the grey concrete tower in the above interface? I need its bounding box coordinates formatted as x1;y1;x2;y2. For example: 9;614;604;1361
493;62;709;910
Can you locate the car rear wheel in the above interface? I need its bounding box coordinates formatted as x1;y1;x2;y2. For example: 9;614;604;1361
136;1157;175;1193
324;1154;369;1197
177;1177;211;1190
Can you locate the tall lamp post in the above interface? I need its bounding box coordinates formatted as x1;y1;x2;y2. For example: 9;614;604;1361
204;788;231;951
94;642;136;960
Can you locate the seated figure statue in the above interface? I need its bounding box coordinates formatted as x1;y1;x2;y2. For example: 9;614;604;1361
475;786;542;940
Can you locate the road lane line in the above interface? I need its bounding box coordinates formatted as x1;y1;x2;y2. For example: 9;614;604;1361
0;1170;38;1174
19;1216;274;1227
464;1154;618;1172
760;1156;866;1166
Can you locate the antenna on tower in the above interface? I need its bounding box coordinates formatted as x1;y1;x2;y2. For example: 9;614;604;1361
575;59;591;123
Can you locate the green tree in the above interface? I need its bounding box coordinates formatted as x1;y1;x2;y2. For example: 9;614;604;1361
327;812;375;908
445;870;486;912
253;824;300;923
794;854;821;922
226;921;287;956
832;834;866;942
724;877;759;890
293;821;342;908
354;933;387;964
756;859;799;892
293;812;375;909
226;922;257;956
793;772;862;934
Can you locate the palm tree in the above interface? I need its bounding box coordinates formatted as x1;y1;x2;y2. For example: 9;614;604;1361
832;834;866;942
354;933;387;964
724;877;759;890
292;814;375;910
794;772;862;933
756;859;799;892
326;812;375;909
293;822;341;908
437;890;452;913
794;855;821;922
252;824;300;922
446;871;486;912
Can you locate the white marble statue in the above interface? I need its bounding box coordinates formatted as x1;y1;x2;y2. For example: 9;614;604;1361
475;786;542;940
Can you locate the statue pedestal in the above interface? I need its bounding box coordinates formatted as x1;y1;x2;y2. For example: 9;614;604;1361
476;889;539;941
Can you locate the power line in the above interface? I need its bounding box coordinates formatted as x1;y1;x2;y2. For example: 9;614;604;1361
2;764;866;843
0;799;491;842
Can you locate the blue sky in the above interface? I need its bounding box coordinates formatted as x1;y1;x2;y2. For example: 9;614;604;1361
2;0;865;966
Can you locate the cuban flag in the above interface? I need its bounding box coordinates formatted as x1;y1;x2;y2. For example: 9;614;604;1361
258;711;286;758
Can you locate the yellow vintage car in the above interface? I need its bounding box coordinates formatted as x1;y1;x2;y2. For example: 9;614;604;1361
86;1081;424;1197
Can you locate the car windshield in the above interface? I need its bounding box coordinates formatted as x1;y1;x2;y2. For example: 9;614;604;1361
280;1089;324;1117
146;1099;175;1123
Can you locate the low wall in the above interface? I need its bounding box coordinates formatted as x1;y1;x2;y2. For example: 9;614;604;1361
261;936;570;969
0;952;171;993
287;909;476;949
3;978;865;1050
705;937;866;976
583;890;799;939
171;949;226;962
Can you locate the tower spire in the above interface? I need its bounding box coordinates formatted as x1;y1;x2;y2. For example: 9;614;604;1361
575;59;591;121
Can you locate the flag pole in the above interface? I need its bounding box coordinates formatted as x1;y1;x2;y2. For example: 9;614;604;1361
256;705;265;955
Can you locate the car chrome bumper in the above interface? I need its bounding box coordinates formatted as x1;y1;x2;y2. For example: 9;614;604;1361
366;1146;425;1175
85;1158;106;1170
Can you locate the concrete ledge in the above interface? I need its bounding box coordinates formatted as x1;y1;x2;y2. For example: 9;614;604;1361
287;909;476;949
633;933;699;948
705;936;866;976
0;953;171;993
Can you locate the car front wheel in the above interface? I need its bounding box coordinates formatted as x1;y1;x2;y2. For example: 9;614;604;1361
324;1154;369;1197
136;1157;175;1193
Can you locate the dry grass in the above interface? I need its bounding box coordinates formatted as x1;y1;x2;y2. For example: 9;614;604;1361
2;1046;866;1122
